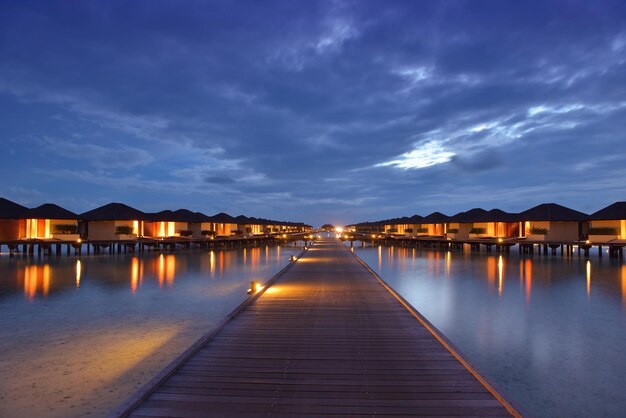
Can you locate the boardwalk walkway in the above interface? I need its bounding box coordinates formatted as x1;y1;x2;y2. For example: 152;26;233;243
119;238;518;417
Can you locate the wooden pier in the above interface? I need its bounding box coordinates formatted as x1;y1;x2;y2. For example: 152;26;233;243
115;238;520;417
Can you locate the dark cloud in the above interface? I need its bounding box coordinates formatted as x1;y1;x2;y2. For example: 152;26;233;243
205;176;236;185
450;150;503;173
0;0;625;225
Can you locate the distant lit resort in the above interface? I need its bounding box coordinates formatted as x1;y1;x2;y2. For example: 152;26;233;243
0;197;312;256
343;202;626;258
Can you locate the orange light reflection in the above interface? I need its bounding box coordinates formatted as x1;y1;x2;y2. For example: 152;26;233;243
586;260;591;298
524;259;532;304
498;255;504;297
24;265;50;301
75;260;82;288
131;257;140;294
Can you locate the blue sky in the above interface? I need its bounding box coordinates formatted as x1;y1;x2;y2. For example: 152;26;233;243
1;0;625;226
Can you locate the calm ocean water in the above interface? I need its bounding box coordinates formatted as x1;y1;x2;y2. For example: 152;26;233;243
0;244;302;418
351;243;626;418
2;241;625;417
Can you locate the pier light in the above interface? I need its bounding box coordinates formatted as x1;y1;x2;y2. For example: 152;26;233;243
247;280;264;294
335;227;343;233
282;234;287;238
290;255;297;262
498;238;503;243
77;238;82;243
585;240;590;244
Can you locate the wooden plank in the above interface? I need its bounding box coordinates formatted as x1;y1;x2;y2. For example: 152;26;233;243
115;238;521;417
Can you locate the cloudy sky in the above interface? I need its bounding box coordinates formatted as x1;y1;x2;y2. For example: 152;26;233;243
1;1;625;226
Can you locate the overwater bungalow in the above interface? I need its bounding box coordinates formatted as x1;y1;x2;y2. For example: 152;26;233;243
25;203;79;241
588;202;626;242
349;221;384;234
235;215;264;236
416;212;449;237
0;197;28;241
143;210;197;238
516;203;588;242
79;203;146;241
383;216;416;236
207;213;238;237
447;208;517;239
281;222;310;233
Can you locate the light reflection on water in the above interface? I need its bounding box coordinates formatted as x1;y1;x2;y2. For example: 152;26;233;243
353;243;626;418
0;244;302;418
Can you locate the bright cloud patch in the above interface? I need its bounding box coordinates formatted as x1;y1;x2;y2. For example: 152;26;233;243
376;142;456;170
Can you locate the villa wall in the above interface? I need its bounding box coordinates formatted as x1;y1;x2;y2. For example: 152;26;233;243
87;220;138;241
0;219;24;241
446;223;471;239
525;221;580;241
589;219;625;242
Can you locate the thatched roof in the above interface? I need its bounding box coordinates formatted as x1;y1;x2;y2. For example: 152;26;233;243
421;211;451;223
208;212;237;223
450;208;516;223
516;203;588;222
449;208;488;223
408;214;425;223
234;215;251;224
80;203;147;221
589;202;626;220
28;203;77;220
146;209;209;223
0;197;28;219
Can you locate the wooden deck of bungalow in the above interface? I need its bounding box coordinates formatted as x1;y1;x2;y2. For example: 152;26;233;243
114;238;520;418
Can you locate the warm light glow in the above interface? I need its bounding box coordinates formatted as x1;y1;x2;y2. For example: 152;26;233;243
131;257;140;294
75;260;82;288
157;254;176;287
157;221;176;237
586;260;591;298
24;264;50;301
498;255;504;296
524;259;532;304
264;286;279;295
209;251;215;278
247;280;264;294
498;238;503;243
25;218;52;239
133;220;139;235
335;227;344;233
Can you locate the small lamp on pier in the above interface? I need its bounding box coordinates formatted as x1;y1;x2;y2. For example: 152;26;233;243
247;280;263;294
290;255;296;262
